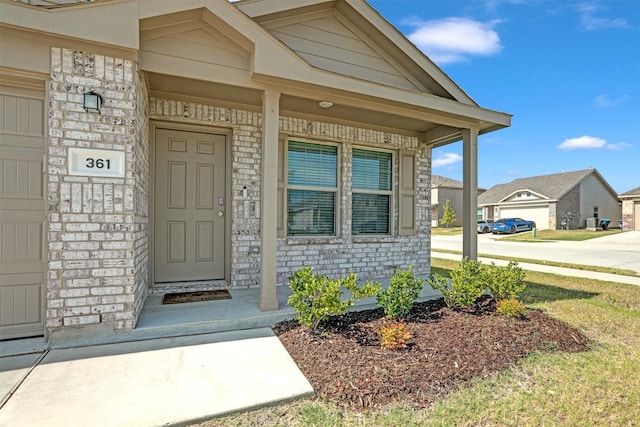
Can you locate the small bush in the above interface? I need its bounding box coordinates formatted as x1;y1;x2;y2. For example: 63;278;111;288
485;261;527;300
377;264;425;319
287;267;381;329
496;298;527;318
379;321;413;350
429;258;486;307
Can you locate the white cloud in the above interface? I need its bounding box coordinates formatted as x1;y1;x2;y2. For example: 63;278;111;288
433;152;463;168
578;3;628;31
557;135;631;151
407;18;502;64
558;135;606;150
592;94;630;108
605;142;632;151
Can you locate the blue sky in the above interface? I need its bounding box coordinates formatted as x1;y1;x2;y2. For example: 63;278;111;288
368;0;640;194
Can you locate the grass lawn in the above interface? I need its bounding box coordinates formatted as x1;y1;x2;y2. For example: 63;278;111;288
501;228;621;242
197;258;640;426
431;226;463;235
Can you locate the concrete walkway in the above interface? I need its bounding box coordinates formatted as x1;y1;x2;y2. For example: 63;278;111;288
0;329;313;427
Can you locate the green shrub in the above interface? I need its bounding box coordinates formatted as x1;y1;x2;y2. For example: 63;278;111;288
377;264;425;319
485;261;527;300
379;321;413;350
496;298;527;318
428;258;486;307
287;267;381;329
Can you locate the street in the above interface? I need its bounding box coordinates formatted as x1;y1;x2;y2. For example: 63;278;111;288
431;231;640;274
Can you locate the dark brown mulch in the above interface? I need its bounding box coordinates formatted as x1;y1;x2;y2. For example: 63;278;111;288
273;296;590;410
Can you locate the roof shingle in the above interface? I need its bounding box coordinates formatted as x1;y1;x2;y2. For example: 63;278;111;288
478;169;596;204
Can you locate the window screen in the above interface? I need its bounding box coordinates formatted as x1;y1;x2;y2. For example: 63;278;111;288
287;141;338;236
352;149;392;235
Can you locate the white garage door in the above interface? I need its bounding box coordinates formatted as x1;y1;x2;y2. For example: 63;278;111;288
499;206;550;230
0;89;46;340
635;202;640;231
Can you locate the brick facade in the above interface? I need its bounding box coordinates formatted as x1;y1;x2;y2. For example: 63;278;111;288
150;98;432;288
46;48;147;335
46;47;431;335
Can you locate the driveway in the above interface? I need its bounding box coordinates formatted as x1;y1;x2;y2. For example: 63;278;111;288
431;231;640;274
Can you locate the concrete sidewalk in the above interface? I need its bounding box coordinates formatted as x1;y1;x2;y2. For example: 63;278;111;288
0;329;313;427
432;251;640;287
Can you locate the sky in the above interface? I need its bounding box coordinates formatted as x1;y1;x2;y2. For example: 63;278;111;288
367;0;640;194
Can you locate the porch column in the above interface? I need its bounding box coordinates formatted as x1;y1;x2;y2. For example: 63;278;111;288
462;128;479;260
259;90;280;311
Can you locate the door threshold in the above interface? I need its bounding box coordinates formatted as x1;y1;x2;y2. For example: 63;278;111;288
150;280;228;295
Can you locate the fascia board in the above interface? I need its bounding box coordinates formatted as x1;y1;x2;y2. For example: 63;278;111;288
0;0;141;49
235;0;334;17
493;200;557;207
342;0;476;106
252;68;511;129
498;189;549;203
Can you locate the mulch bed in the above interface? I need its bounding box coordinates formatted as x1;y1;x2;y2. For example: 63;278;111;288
274;296;590;410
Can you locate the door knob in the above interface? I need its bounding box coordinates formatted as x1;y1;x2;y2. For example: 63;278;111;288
217;211;224;217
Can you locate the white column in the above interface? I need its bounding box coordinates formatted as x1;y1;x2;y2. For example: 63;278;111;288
462;128;479;260
259;90;280;311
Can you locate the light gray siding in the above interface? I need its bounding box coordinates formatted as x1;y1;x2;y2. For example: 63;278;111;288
579;174;620;226
265;14;423;92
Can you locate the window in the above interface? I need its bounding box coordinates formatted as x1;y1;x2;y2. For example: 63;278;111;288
352;148;392;234
286;141;338;236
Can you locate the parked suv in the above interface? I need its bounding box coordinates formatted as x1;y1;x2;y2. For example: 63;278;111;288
477;219;494;233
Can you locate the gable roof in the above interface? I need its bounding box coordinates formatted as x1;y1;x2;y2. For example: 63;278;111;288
478;169;605;205
1;0;511;141
237;0;475;105
432;175;486;191
620;185;640;198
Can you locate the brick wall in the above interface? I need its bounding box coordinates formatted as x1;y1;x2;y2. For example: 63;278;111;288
151;98;431;288
46;48;146;335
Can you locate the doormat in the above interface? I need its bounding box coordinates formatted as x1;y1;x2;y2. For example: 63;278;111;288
162;289;232;305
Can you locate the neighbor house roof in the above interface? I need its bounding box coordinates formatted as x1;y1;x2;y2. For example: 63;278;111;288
432;175;485;191
619;186;640;198
478;169;614;205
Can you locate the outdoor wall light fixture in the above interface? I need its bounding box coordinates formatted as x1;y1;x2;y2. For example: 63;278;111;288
318;101;333;108
83;90;103;114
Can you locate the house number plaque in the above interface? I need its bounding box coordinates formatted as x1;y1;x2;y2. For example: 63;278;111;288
68;148;125;178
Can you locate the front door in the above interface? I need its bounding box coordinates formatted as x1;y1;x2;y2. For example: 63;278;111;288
154;129;226;283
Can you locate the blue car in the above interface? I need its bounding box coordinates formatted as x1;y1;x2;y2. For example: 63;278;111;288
490;217;536;234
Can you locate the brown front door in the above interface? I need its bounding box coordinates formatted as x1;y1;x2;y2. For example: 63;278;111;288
154;129;226;283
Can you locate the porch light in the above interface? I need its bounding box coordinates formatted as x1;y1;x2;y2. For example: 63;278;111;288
83;90;103;114
318;101;333;108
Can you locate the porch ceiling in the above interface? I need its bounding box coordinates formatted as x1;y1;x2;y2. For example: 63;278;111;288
146;72;442;136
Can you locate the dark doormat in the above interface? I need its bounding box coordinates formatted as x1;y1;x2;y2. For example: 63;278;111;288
162;289;232;305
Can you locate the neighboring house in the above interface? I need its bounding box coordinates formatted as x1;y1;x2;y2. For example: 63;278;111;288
0;0;510;341
620;186;640;231
478;169;620;230
431;175;486;227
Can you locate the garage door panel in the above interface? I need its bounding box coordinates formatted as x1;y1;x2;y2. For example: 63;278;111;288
0;90;45;339
499;206;549;230
635;202;640;231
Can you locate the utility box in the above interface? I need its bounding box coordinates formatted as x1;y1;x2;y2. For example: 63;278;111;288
586;217;601;231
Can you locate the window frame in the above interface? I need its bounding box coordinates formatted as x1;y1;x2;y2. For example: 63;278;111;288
351;146;395;236
284;138;340;237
